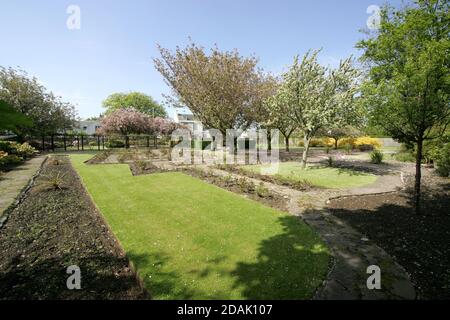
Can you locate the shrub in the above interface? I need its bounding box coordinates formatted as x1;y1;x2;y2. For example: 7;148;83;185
255;182;270;198
435;143;450;177
370;150;384;164
0;141;15;154
354;137;382;150
237;178;255;193
41;171;67;190
343;143;352;154
0;154;23;168
135;160;147;172
15;142;36;159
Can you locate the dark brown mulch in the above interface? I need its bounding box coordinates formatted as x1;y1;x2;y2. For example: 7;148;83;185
129;161;168;176
328;175;450;300
0;155;147;300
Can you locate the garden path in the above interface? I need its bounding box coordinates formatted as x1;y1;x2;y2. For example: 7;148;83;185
0;155;47;226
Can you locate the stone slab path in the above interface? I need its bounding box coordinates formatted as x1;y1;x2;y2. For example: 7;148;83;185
0;156;47;222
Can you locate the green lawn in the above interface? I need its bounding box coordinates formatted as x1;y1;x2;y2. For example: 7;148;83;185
70;154;330;299
241;161;377;189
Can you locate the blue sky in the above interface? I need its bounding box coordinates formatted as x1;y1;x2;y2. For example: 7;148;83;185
0;0;403;119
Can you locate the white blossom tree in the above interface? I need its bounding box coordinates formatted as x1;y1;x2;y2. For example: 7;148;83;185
279;50;360;168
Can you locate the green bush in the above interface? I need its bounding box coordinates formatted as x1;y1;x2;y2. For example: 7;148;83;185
370;150;384;164
0;154;23;168
0;141;36;159
436;143;450;177
394;152;415;162
0;141;15;153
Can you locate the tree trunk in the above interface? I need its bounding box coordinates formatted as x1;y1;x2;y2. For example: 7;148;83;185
285;136;290;152
267;130;272;151
414;138;423;215
334;138;338;149
301;134;312;169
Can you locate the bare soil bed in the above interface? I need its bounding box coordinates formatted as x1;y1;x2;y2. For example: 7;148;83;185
328;174;450;299
0;155;147;299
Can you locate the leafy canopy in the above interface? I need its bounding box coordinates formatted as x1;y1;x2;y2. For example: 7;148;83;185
154;41;274;134
102;92;167;118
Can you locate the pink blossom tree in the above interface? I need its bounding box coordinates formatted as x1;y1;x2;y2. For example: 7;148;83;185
98;108;151;148
98;108;184;148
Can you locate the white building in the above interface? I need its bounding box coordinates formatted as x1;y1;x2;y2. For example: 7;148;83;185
76;120;102;135
173;113;204;135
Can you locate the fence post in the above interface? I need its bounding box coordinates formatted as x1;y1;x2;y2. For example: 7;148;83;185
81;135;84;151
97;135;100;151
102;136;105;150
63;134;67;151
41;136;45;151
146;136;150;148
51;135;55;152
77;136;80;151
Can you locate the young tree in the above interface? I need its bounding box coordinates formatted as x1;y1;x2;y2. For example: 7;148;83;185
102;92;167;118
357;0;450;214
262;82;298;151
154;41;273;141
98;108;152;148
280;51;360;168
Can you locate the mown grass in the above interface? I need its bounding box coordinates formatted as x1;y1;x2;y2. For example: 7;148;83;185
70;154;330;299
241;161;377;189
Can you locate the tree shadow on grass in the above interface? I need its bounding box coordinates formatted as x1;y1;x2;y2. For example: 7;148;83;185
231;216;331;299
126;251;201;300
327;186;450;300
0;252;148;300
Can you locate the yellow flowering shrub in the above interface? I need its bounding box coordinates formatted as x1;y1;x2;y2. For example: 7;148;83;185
354;136;382;150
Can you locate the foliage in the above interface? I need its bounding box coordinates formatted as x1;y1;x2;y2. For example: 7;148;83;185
435;143;450;177
0;154;23;169
0;67;77;138
393;151;416;162
260;79;298;151
154;41;274;135
0;100;33;133
354;136;382;151
102;92;167;118
0;141;36;159
14;142;36;159
255;182;270;198
370;149;384;164
98;108;152;136
278;50;360;168
319;125;361;149
357;0;450;213
41;171;67;190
